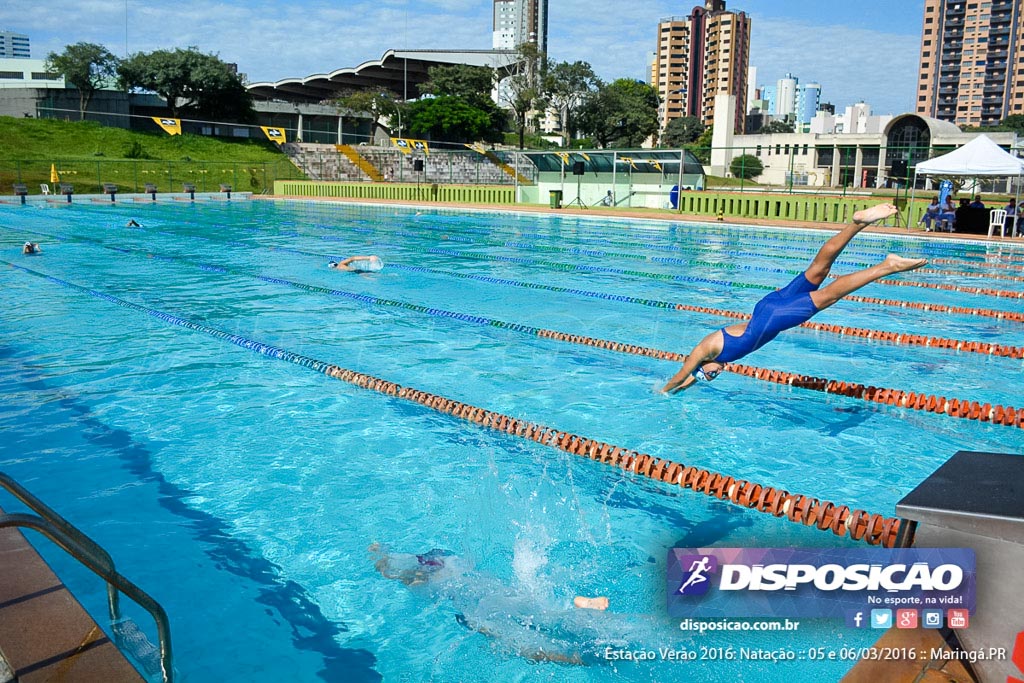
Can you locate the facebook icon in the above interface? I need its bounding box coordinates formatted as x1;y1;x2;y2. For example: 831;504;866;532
845;611;866;629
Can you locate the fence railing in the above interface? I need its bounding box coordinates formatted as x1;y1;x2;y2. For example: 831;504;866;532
276;181;516;204
1;159;306;196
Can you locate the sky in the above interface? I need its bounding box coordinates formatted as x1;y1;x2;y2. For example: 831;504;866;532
0;0;925;116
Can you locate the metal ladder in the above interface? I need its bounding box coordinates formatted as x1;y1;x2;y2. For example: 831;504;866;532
0;472;173;682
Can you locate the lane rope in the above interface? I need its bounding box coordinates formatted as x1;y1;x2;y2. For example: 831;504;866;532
2;258;904;547
8;229;1022;432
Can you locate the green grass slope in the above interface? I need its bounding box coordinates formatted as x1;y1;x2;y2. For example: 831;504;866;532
0;117;304;195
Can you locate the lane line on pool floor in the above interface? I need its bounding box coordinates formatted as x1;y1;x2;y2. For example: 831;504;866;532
2;259;905;548
282;199;1005;261
293;210;1024;284
5;232;1023;431
281;200;1024;284
50;209;1024;319
9;224;1024;361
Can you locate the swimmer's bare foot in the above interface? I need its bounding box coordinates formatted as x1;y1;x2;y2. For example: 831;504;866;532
574;596;609;611
883;254;928;273
852;203;898;226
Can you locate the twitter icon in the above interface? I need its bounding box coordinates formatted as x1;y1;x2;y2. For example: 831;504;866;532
871;609;893;629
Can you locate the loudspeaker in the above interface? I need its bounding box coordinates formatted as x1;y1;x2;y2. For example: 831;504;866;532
413;159;424;172
572;161;585;176
891;159;908;178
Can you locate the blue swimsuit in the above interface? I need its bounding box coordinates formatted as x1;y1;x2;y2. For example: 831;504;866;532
716;273;821;363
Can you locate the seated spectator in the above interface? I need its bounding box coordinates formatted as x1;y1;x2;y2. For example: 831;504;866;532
970;195;985;209
919;197;941;231
953;198;976;233
937;197;957;232
1012;201;1024;238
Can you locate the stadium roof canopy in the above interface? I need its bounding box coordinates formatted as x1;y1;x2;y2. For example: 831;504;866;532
247;49;520;104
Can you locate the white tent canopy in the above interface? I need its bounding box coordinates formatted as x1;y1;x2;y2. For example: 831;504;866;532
914;134;1024;176
909;134;1024;234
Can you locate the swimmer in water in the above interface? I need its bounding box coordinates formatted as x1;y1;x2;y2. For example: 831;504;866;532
328;255;384;272
661;203;927;393
22;242;42;255
126;219;141;227
369;543;613;664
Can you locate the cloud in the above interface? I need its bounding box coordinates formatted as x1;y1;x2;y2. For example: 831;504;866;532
1;0;919;113
750;17;919;115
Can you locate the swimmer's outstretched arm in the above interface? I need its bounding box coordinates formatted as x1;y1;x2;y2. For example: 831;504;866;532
339;256;376;266
573;596;608;610
660;331;723;394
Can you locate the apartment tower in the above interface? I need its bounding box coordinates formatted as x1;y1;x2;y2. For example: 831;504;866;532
651;0;751;133
492;0;549;52
916;0;1024;126
0;30;30;59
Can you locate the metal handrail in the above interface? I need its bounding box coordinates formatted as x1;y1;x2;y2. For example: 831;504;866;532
0;472;120;621
0;475;173;682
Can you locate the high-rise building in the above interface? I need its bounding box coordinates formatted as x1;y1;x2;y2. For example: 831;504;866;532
492;0;548;53
775;73;798;117
797;82;821;125
916;0;1024;127
0;30;30;59
650;0;751;133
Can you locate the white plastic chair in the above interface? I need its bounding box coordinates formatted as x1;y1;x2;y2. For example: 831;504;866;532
39;184;50;195
987;208;1008;238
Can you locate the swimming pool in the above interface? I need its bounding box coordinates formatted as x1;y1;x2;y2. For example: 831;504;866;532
1;199;1022;682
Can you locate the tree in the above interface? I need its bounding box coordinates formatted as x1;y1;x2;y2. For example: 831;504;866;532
730;154;763;179
577;79;659;148
405;96;501;143
995;114;1024;134
45;43;119;120
497;42;547;149
336;89;402;139
422;64;494;110
420;64;507;141
760;120;795;134
662;116;705;146
689;125;714;163
544;60;599;145
119;47;254;122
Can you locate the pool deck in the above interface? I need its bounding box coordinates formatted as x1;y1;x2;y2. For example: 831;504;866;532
267;194;1024;244
0;507;142;682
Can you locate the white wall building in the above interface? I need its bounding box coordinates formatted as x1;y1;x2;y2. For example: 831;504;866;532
775;73;797;118
0;57;64;89
810;101;892;135
720;113;1009;189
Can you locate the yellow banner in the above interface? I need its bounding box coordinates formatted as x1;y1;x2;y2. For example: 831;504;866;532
578;152;591;161
464;143;487;155
261;127;286;144
391;137;411;154
391;138;430;156
555;152;570;165
153;117;181;136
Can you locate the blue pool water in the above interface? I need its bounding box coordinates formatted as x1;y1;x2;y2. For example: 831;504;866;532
1;199;1022;682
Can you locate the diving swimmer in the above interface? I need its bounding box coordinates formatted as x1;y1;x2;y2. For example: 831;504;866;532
661;203;927;393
